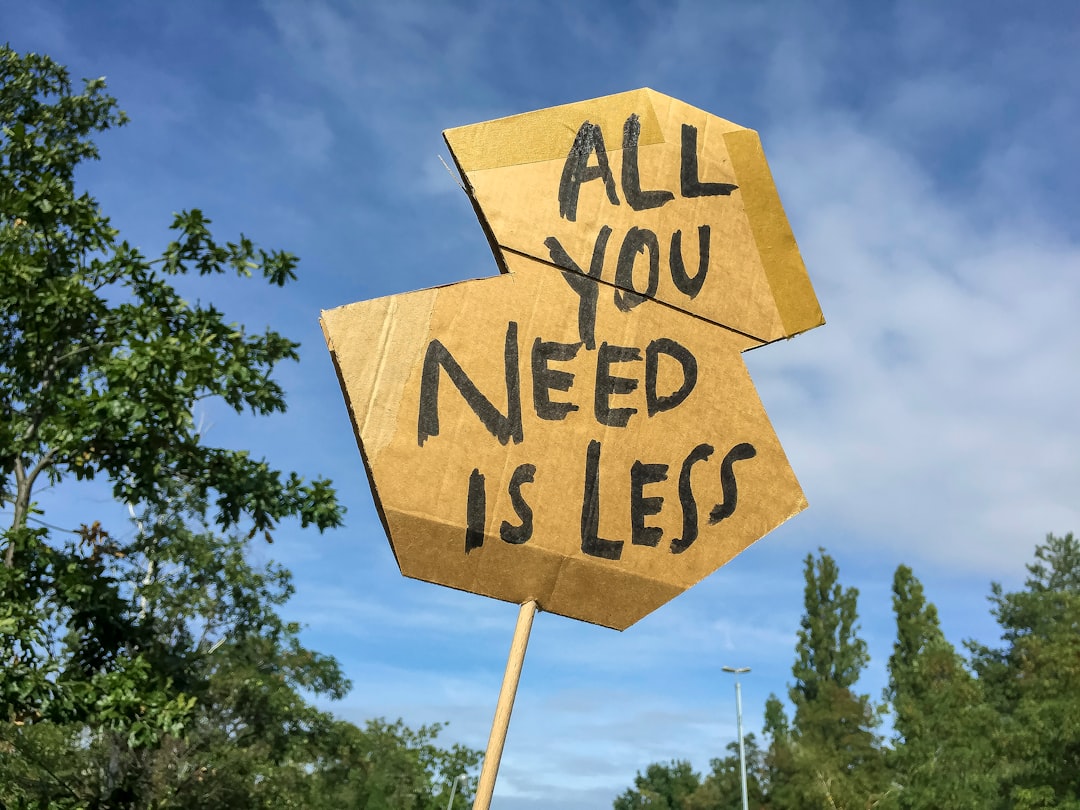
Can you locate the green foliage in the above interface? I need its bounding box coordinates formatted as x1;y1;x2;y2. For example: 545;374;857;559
0;41;343;721
614;760;702;810
0;715;479;810
0;45;479;808
792;550;868;700
305;718;481;810
971;533;1080;809
777;550;886;809
884;565;997;809
615;536;1080;810
761;695;797;809
686;735;765;810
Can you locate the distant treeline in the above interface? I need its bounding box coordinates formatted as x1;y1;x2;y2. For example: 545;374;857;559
613;532;1080;810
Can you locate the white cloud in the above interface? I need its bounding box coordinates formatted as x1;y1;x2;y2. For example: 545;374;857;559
6;5;1078;810
744;112;1080;574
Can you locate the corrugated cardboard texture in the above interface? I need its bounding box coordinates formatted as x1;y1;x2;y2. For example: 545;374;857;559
323;89;823;630
444;88;824;343
323;256;807;630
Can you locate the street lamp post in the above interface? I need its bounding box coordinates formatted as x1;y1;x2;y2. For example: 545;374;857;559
446;773;468;810
722;666;751;810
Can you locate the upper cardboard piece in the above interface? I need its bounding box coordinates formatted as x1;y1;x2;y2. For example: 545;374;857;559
444;88;824;345
322;90;822;630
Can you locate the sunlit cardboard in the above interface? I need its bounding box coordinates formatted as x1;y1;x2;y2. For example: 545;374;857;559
322;89;823;630
443;87;823;344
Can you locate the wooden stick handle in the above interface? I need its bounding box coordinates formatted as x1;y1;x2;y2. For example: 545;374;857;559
472;600;538;810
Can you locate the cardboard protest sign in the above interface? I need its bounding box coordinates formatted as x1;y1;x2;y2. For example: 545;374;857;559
322;88;823;631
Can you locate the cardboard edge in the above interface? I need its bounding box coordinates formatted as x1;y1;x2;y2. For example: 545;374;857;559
442;88;666;278
443;90;796;349
320;312;403;570
723;128;825;338
443;87;659;172
442;131;510;277
390;518;685;631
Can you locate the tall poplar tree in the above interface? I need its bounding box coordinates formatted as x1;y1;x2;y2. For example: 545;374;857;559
885;565;996;808
613;760;701;810
784;550;886;808
972;533;1080;809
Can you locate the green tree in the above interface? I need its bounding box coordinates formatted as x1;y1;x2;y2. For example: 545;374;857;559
0;44;483;808
64;490;353;808
792;550;867;706
760;695;797;810
0;44;342;728
972;533;1080;809
884;565;996;809
305;718;481;810
0;43;343;806
614;760;701;810
770;550;887;809
686;734;765;810
1;711;480;810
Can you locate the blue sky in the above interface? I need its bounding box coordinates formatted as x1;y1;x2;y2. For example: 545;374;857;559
6;1;1080;807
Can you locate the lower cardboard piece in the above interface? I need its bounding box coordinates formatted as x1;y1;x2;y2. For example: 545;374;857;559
322;252;806;630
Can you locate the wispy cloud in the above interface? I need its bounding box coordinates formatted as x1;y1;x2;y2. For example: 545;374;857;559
4;4;1076;809
748;113;1080;573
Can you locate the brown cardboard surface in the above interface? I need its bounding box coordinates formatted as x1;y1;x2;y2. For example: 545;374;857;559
323;90;822;630
443;88;823;345
323;254;807;630
443;89;666;172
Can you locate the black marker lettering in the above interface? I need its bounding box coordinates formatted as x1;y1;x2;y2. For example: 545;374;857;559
709;442;757;524
622;114;674;212
631;461;668;547
614;227;660;312
669;225;711;298
532;338;582;420
418;321;522;446
501;463;537;545
559;121;619;222
671;443;714;554
581;439;623;560
546;226;611;350
466;468;486;553
595;342;641;427
645;338;697;416
681;124;739;198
